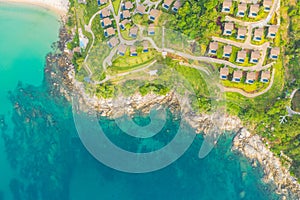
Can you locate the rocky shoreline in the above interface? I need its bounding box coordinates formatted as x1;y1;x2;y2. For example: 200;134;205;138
47;27;300;200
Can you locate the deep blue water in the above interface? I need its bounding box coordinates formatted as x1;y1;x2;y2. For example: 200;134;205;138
0;3;281;200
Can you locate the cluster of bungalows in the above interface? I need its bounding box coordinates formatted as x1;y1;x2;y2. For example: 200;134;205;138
162;0;182;12
223;22;279;41
117;41;149;57
222;0;273;17
219;67;272;84
99;8;116;37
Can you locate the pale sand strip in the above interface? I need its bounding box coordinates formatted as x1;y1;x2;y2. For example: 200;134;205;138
0;0;69;17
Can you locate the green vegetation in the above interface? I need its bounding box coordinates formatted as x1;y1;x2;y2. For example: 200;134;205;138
291;91;300;112
112;0;121;14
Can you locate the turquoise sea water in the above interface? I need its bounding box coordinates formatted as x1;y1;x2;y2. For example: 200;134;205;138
0;3;281;200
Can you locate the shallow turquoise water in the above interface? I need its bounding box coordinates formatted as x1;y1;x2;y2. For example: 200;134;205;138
0;3;281;200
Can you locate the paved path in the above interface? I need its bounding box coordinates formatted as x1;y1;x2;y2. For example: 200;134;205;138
225;0;280;28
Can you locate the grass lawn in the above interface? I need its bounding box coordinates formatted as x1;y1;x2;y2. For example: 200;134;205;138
222;79;268;93
112;0;121;14
109;48;158;74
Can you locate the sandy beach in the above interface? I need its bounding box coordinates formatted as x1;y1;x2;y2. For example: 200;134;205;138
0;0;69;17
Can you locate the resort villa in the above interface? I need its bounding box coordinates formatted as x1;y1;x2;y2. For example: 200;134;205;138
143;41;149;53
237;27;247;40
223;45;232;58
129;26;139;38
208;42;218;55
232;70;243;82
107;37;119;48
130;46;137;56
253;28;264;41
123;1;133;10
249;4;260;18
220;67;229;79
118;44;127;56
136;5;146;15
236;50;247;63
104;27;115;37
223;22;234;36
121;10;131;19
148;24;155;35
172;0;182;12
270;47;280;59
100;7;111;18
120;19;130;30
237;3;247;17
260;71;271;83
263;0;272;12
250;50;260;64
97;0;107;6
246;71;256;84
101;17;112;28
222;0;232;13
149;9;160;21
163;0;174;10
267;25;279;38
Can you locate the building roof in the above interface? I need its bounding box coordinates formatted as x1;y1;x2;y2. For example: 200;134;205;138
269;25;279;34
209;42;218;50
223;0;232;8
143;40;149;49
102;17;112;26
149;9;160;17
270;47;280;55
237;50;247;59
120;19;130;26
164;0;174;6
173;0;182;9
233;70;243;78
108;37;119;47
261;71;271;80
99;0;107;4
238;27;247;36
148;24;155;33
118;44;127;54
238;3;247;12
124;1;133;9
130;26;139;35
106;27;115;35
254;28;263;38
101;8;111;17
220;67;229;76
223;45;232;54
250;4;260;13
122;10;131;18
247;71;256;80
251;50;260;60
224;22;234;31
130;46;137;53
263;0;272;7
136;5;146;14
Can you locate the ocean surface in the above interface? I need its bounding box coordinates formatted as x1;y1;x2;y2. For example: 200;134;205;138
0;3;281;200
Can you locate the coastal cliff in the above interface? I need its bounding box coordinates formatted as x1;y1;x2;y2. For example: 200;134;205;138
46;28;300;200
